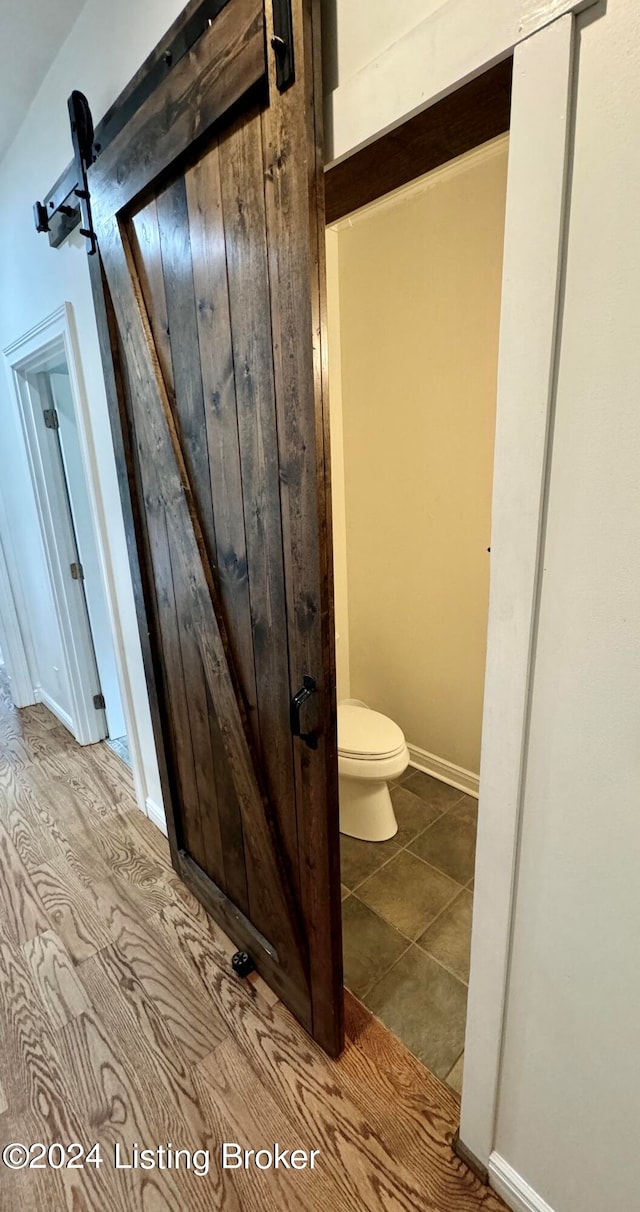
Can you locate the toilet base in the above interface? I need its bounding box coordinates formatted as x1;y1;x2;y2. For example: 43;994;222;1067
339;774;398;842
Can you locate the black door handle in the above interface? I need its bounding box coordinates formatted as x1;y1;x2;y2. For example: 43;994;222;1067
290;676;318;749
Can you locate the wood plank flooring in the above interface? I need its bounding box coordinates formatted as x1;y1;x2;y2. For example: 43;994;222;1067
0;668;505;1211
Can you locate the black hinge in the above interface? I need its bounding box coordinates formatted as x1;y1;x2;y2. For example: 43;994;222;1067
70;561;84;581
271;0;295;92
93;692;106;710
43;408;59;430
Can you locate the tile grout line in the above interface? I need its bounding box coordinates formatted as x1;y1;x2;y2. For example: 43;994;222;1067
412;942;470;988
413;883;470;942
354;843;467;903
355;939;414;1004
359;940;469;1075
350;874;464;946
356;936;469;1012
346;880;471;992
345;847;405;895
344;784;473;896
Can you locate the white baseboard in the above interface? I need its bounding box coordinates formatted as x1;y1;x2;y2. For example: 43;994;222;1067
407;743;479;798
145;797;168;837
34;687;75;737
489;1154;556;1212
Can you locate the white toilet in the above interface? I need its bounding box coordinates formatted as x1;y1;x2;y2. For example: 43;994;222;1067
338;702;410;841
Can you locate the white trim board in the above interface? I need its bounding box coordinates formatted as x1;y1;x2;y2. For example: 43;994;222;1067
34;686;75;736
407;745;479;799
145;798;168;837
327;0;599;161
460;15;578;1165
489;1155;556;1212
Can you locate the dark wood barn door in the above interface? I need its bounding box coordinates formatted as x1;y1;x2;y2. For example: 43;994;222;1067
88;0;342;1054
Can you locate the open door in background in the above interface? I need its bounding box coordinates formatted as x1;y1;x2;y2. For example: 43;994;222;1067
85;0;343;1054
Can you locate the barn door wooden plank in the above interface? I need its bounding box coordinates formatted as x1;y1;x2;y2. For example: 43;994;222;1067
130;200;174;400
155;176;216;555
130;193;248;910
217;108;300;899
166;528;229;893
129;198;228;896
261;0;343;1053
144;504;210;877
184;141;258;734
153;176;237;898
185;139;260;919
205;681;250;916
95;212;309;1006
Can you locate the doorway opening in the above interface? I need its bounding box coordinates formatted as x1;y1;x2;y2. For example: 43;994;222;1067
5;313;128;758
327;126;509;1094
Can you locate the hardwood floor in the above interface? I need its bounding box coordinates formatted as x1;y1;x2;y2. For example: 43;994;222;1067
0;668;505;1211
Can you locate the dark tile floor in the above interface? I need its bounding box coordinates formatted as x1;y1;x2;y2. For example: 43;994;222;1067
341;768;477;1092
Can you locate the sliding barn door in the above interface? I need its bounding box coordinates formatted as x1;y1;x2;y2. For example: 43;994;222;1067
88;0;342;1054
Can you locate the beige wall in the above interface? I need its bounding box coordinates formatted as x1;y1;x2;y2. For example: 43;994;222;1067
328;137;508;775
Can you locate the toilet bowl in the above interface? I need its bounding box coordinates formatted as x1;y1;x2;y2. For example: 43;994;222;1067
338;703;410;841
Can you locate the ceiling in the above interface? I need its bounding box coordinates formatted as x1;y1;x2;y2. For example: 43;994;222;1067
0;0;86;162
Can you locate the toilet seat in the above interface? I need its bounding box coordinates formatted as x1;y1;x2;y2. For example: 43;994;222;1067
338;704;405;761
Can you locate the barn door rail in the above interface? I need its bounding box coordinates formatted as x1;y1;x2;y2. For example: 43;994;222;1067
31;0;238;249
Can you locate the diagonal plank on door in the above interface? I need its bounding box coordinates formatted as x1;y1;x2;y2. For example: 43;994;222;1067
94;212;309;1012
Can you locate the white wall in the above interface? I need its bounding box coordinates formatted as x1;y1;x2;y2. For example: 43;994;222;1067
493;4;640;1211
0;0;188;812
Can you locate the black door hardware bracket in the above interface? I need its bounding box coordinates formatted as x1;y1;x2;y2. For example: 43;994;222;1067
271;0;295;91
290;675;318;750
68;91;98;255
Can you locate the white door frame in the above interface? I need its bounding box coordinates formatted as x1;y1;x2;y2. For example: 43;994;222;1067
328;0;599;1175
4;304;150;808
4;309;107;743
